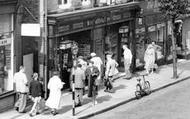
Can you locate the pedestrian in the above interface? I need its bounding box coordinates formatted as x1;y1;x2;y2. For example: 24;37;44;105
85;60;100;105
122;44;132;79
144;44;155;74
74;64;85;107
78;56;87;71
69;59;78;91
104;53;118;93
90;52;103;87
14;66;28;113
45;71;65;115
28;73;43;117
151;41;161;71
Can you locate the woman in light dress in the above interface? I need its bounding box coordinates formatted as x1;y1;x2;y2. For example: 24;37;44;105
45;71;65;115
144;44;156;74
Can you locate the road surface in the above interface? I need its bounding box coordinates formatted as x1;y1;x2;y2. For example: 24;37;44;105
89;78;190;119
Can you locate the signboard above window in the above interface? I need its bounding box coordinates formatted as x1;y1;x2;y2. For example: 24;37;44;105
148;25;156;32
119;26;129;33
21;24;40;37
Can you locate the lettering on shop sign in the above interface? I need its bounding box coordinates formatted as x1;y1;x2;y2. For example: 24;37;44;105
123;12;131;18
107;16;111;22
58;25;70;33
157;23;165;29
95;17;106;25
148;26;156;32
86;20;93;27
112;14;122;21
73;22;84;29
0;38;11;46
135;27;145;34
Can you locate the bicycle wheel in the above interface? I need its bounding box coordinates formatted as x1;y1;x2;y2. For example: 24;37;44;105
135;84;141;99
144;81;151;94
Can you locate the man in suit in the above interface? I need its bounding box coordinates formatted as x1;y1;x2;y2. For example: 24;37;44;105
85;60;100;105
74;63;85;107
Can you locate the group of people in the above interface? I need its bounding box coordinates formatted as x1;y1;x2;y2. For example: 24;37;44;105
13;44;140;117
70;52;120;107
14;66;44;117
14;66;65;116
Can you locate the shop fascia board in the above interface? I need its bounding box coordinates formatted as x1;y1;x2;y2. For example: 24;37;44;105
0;0;18;6
47;2;140;23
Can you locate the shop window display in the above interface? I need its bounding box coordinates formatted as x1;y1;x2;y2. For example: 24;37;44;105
148;26;164;61
0;14;13;94
135;34;146;67
105;25;120;61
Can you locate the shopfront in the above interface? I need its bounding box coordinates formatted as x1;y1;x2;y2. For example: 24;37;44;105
0;1;17;112
47;3;140;89
135;13;167;69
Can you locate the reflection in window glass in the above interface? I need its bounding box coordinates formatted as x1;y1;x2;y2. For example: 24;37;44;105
0;14;13;94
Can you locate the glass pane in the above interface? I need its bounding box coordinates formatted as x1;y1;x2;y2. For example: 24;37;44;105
0;14;13;94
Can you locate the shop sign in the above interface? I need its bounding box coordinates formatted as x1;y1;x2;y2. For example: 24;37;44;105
148;26;156;32
112;14;122;21
157;23;165;29
135;27;145;34
107;16;111;22
86;20;93;27
0;38;11;46
58;24;70;33
95;17;106;25
119;26;129;33
123;12;131;18
21;24;40;37
72;22;84;29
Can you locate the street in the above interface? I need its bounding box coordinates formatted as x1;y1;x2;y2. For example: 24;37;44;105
89;78;190;119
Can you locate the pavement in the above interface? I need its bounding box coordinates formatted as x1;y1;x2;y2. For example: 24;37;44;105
0;59;190;119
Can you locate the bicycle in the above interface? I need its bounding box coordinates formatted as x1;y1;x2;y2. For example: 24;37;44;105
135;72;151;99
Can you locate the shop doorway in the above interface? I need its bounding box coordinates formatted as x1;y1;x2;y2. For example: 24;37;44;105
59;48;72;89
118;25;130;67
23;53;33;87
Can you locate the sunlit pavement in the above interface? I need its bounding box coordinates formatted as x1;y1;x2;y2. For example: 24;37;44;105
0;59;190;119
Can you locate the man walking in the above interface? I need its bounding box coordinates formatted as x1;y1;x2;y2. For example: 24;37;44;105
104;53;119;93
85;61;100;105
74;64;85;107
28;73;43;117
122;44;132;79
90;52;103;86
14;66;28;113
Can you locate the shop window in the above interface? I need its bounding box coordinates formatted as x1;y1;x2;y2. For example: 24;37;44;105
0;14;13;94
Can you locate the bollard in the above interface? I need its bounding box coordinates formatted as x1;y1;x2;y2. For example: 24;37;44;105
72;75;75;116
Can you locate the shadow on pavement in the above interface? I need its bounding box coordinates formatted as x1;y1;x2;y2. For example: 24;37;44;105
83;98;92;105
58;105;72;114
112;84;127;93
42;105;72;115
97;95;112;104
178;70;184;77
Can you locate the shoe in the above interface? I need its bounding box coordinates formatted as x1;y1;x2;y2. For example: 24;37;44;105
29;113;34;117
107;89;114;93
75;103;82;107
14;107;18;111
91;101;98;106
51;111;58;116
104;89;108;92
95;100;98;105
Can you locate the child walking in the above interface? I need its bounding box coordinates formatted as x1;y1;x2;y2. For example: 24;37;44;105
29;73;43;117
